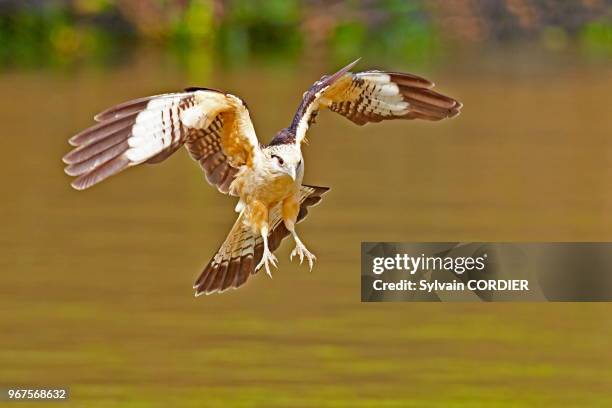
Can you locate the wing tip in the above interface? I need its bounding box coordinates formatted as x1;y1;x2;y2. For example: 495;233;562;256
70;179;88;191
67;155;130;191
346;57;361;69
93;112;107;122
62;152;72;164
68;136;80;146
389;72;435;89
64;165;80;177
184;86;224;94
328;58;362;82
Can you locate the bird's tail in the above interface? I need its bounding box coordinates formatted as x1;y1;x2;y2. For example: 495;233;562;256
193;184;330;296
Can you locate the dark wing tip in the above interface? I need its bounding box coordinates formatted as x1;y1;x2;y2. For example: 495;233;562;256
69;155;130;190
345;57;362;70
184;86;224;94
323;58;361;86
68;137;80;147
62;151;72;164
389;72;434;89
93;97;153;123
396;84;462;121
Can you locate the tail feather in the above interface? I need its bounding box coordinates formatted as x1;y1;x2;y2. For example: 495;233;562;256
194;184;330;296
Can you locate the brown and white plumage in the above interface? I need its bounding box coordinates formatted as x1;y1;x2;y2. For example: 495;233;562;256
64;88;259;192
194;185;329;295
63;59;461;296
271;58;462;146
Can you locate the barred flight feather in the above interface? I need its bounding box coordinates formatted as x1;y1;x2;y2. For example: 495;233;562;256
275;59;461;145
63;89;258;192
194;184;330;296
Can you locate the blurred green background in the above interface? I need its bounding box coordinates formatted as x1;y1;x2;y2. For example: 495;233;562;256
1;0;610;70
1;1;612;407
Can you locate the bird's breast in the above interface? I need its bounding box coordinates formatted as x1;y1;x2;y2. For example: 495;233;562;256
231;166;297;208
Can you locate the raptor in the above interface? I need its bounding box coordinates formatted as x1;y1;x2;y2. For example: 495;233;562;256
63;59;462;296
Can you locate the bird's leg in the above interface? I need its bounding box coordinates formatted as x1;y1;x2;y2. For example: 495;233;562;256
251;200;277;278
256;224;278;278
283;195;316;270
289;228;316;271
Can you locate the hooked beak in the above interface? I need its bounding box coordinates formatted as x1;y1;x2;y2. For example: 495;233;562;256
287;166;297;181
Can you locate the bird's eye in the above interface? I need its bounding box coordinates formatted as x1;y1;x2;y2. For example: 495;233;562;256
272;155;284;165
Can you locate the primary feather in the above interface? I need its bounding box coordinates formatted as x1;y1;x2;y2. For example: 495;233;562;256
63;89;260;192
271;59;462;146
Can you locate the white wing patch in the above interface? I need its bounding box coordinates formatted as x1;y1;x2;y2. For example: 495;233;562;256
125;95;183;164
354;72;391;84
292;67;461;132
64;89;262;191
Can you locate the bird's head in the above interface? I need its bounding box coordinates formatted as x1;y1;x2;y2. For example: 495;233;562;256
263;145;302;182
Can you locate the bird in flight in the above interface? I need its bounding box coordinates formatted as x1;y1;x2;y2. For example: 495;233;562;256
63;59;461;296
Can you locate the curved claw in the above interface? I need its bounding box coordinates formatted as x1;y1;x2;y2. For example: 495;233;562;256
257;250;278;278
289;248;304;264
306;253;316;271
290;243;316;271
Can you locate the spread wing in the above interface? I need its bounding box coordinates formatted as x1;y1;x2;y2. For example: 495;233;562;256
63;88;261;192
285;59;462;145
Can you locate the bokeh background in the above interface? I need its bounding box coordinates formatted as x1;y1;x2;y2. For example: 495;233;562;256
1;0;611;406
